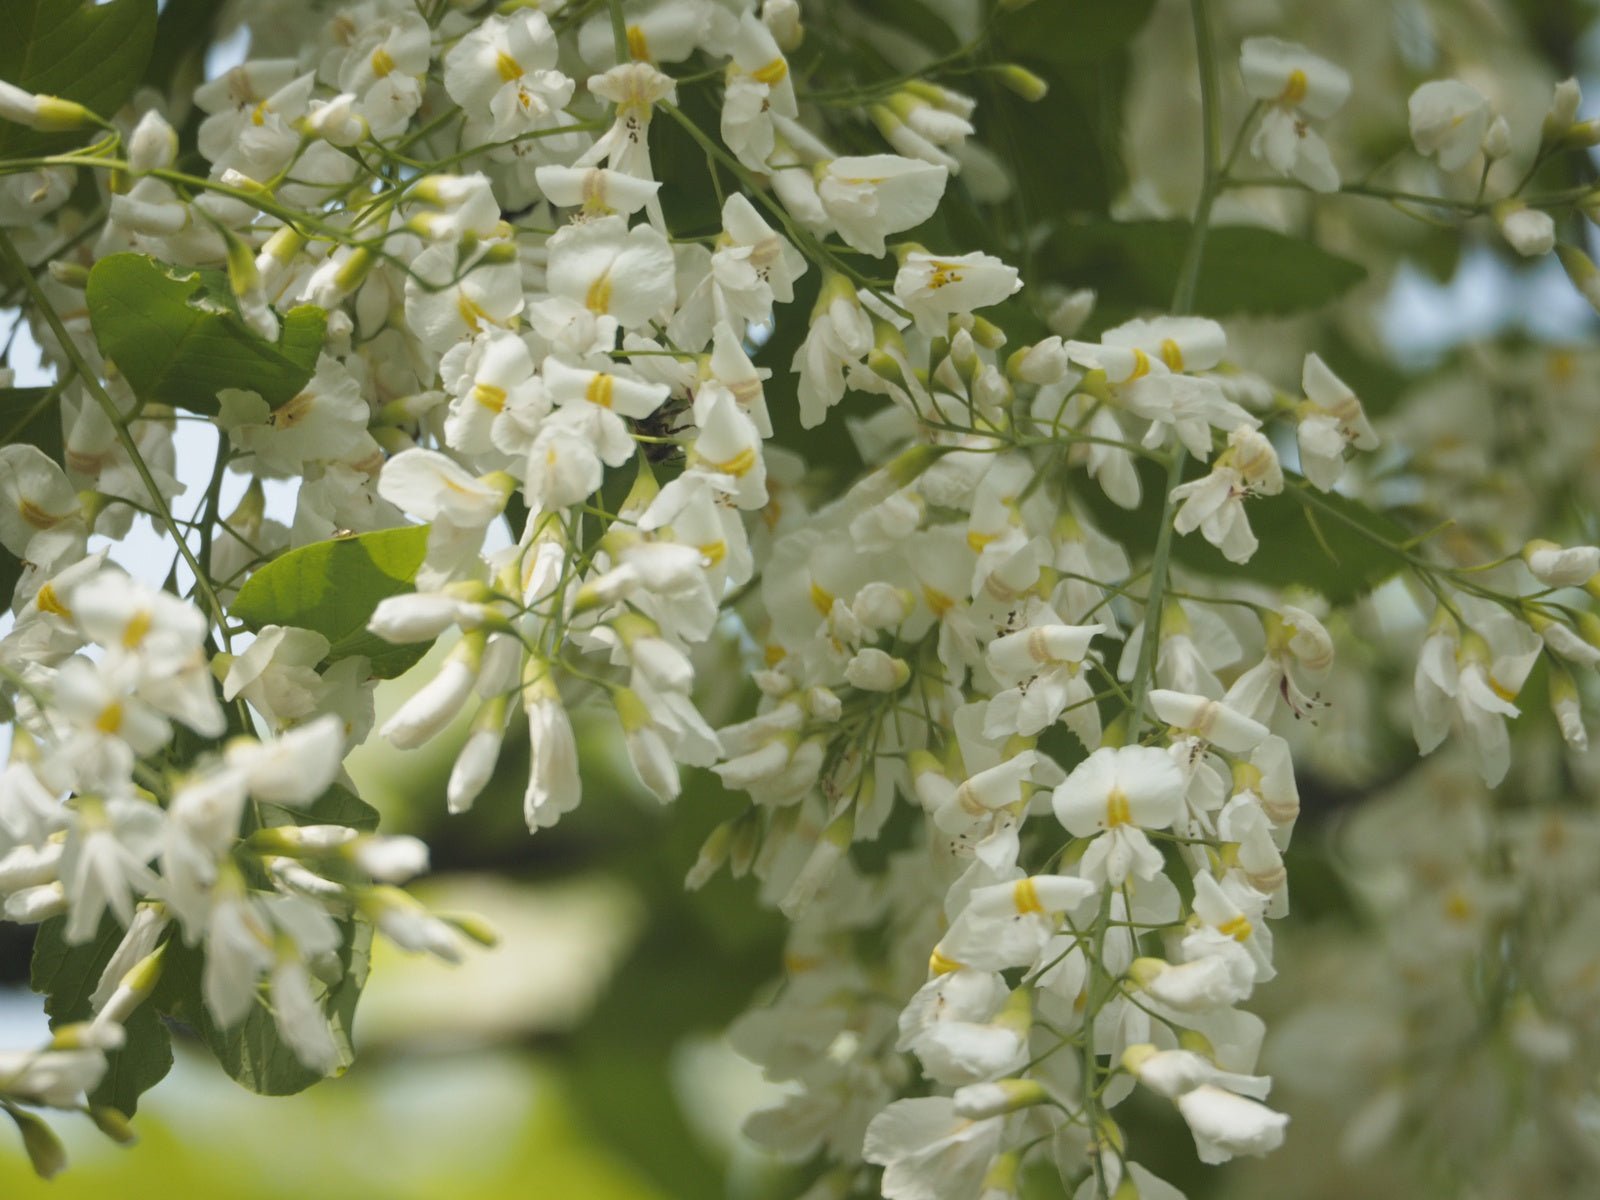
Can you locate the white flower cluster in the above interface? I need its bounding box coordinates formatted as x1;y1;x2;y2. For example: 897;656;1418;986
1;0;1599;1194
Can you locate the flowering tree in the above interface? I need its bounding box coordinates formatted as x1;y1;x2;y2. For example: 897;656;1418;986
2;0;1599;1195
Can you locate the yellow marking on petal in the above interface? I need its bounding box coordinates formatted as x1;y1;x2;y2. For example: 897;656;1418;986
95;702;124;735
122;609;152;651
370;46;396;78
1159;338;1184;371
457;291;491;333
1278;68;1308;107
495;51;524;82
35;583;69;618
923;585;954;617
764;642;786;666
1013;877;1045;916
585;272;613;314
810;579;835;616
1489;675;1519;703
471;382;507;412
1216;914;1252;942
251;99;270;126
783;952;820;974
1106;787;1131;827
929;945;963;976
710;446;758;478
699;540;726;566
18;498;62;531
1126;347;1151;381
967;529;995;554
954;783;988;817
751;57;789;86
626;26;650;61
585;373;615;409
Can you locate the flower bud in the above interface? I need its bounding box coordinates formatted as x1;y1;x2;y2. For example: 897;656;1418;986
0;80;94;131
952;1077;1049;1119
1495;201;1555;257
1523;539;1600;587
844;647;911;692
991;64;1049;102
1482;113;1512;159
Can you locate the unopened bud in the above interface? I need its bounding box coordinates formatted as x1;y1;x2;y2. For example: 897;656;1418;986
952;1077;1049;1118
89;1106;137;1145
992;63;1049;102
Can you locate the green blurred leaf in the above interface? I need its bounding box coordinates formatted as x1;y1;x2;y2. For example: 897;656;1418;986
1045;220;1367;321
0;387;62;456
141;0;224;96
993;0;1158;66
0;0;157;159
29;915;174;1117
86;253;326;417
229;526;432;679
1083;462;1410;602
2;1101;66;1180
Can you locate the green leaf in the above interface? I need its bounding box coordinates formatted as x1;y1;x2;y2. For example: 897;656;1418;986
86;253;326;417
260;782;381;834
1082;461;1411;603
156;919;373;1097
1044;220;1367;323
993;0;1158;67
29;914;174;1117
88;1002;174;1117
229;525;433;679
0;0;157;159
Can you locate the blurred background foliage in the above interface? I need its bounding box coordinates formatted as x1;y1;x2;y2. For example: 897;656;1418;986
6;0;1600;1195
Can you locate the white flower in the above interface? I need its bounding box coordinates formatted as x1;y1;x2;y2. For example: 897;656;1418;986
1409;80;1491;172
0;1044;108;1108
222;625;331;730
226;716;346;805
524;663;580;830
794;276;874;428
443;11;573;142
403;242;524;355
982;619;1104;743
0;445;83;561
1239;37;1349;192
863;1097;1004;1200
1175;1084;1289;1163
893;251;1021;335
545;215;676;328
1296;353;1377;490
937;874;1099;971
817;155;948;257
379;644;480;750
1053;746;1186;885
58;796;164;944
271;956;342;1074
1123;1043;1271;1100
1148;690;1269;753
1168;426;1282;563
